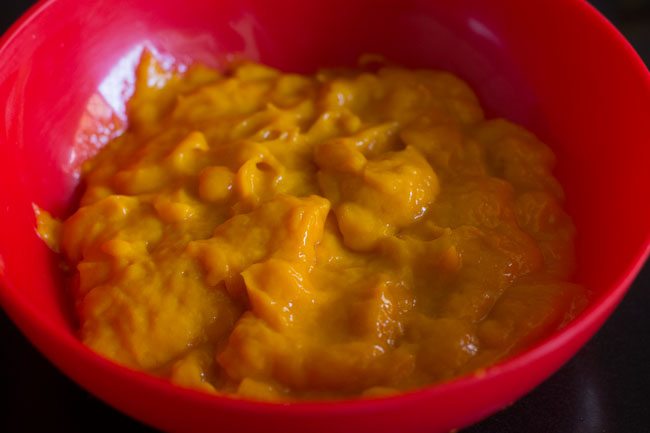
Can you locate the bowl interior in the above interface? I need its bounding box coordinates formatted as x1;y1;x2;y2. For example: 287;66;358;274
1;0;649;432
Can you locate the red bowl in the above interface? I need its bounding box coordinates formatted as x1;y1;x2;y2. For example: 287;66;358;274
1;0;649;432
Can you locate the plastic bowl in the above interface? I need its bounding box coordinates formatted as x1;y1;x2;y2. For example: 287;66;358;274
1;1;649;432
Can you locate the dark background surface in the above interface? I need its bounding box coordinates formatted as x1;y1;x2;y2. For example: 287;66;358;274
1;1;649;432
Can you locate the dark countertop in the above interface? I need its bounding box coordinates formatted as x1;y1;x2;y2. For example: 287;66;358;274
1;1;648;432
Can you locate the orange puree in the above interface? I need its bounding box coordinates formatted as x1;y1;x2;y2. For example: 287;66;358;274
49;52;586;400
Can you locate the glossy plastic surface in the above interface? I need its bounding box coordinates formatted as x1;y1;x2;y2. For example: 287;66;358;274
0;1;648;432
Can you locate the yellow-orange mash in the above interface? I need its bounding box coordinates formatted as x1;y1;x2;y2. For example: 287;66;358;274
52;52;585;400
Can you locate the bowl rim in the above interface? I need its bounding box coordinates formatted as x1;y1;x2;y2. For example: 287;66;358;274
1;0;649;416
